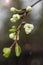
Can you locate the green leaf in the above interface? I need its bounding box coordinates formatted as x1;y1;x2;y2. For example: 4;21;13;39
9;29;16;32
9;26;17;33
15;44;21;57
3;48;11;58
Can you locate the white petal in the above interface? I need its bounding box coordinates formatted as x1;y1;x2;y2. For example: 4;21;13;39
9;33;14;39
13;14;20;20
25;28;31;34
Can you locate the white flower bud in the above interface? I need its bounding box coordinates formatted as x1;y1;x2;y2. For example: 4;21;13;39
10;7;18;13
9;33;14;39
10;7;21;13
13;14;20;20
9;32;19;40
10;18;14;22
26;6;32;12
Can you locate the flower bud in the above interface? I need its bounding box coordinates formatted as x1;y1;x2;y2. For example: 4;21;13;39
10;18;15;23
24;23;34;34
15;44;21;57
9;33;14;39
10;7;21;13
13;14;20;20
12;26;16;29
9;32;19;40
3;48;11;58
26;6;32;12
10;7;18;13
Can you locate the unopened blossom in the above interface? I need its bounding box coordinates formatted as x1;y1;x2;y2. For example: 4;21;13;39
9;32;19;40
10;7;21;13
26;6;32;12
13;14;20;20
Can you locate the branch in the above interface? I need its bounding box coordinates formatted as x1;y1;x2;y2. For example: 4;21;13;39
10;21;25;48
31;0;42;7
10;0;42;48
19;0;42;15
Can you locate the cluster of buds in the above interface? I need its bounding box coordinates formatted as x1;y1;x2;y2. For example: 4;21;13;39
3;6;34;58
10;14;20;23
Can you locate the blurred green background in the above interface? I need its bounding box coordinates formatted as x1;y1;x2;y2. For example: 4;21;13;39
0;0;43;65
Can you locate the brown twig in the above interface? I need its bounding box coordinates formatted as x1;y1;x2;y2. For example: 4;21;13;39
31;0;41;7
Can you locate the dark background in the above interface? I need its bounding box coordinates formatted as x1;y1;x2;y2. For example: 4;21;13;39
0;0;43;65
